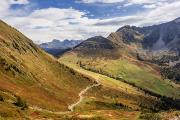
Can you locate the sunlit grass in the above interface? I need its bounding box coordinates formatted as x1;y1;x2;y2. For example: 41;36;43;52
59;53;180;99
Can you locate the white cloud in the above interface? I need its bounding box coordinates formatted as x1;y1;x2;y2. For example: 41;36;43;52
102;1;180;27
77;0;124;3
78;0;173;4
127;0;155;5
78;0;176;9
3;8;104;43
0;1;10;10
0;0;180;43
0;0;30;17
10;0;29;4
0;1;12;17
145;1;180;23
79;0;153;4
143;4;157;9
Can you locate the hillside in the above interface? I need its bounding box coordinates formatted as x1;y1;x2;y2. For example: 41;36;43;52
59;18;180;99
59;53;180;119
0;20;95;119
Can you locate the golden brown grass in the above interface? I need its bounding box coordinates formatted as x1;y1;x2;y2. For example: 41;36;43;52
0;20;95;119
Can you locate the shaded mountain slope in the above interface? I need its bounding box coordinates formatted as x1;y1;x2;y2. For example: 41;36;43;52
140;18;180;51
0;20;94;115
73;36;123;58
113;17;180;51
40;47;71;57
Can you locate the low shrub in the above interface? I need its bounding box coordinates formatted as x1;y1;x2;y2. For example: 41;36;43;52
13;96;28;110
0;95;4;101
139;113;162;120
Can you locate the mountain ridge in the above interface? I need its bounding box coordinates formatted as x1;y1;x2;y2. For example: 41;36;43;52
40;39;83;49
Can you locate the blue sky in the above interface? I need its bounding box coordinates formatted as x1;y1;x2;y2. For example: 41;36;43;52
0;0;180;43
11;0;144;19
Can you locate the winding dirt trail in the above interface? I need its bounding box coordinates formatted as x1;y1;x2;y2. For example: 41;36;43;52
29;82;100;114
68;82;101;112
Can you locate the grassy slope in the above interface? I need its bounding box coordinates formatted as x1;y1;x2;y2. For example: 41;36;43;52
0;20;95;119
58;52;180;119
59;52;180;99
58;53;180;119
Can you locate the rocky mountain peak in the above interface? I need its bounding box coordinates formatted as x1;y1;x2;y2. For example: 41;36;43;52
116;25;136;32
52;39;60;43
173;17;180;23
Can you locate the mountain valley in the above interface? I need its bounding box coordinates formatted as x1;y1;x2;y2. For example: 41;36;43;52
0;18;180;119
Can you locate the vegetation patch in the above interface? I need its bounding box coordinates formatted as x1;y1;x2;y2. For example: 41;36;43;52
0;56;22;75
161;63;180;83
139;113;162;120
64;115;106;120
0;95;4;102
13;96;28;110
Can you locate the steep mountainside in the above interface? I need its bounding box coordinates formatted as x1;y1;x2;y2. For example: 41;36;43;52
39;39;83;57
0;20;95;118
73;36;123;58
140;18;180;51
113;17;180;52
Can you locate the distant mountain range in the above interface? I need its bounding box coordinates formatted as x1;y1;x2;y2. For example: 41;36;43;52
42;18;180;58
40;39;83;49
39;39;83;57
